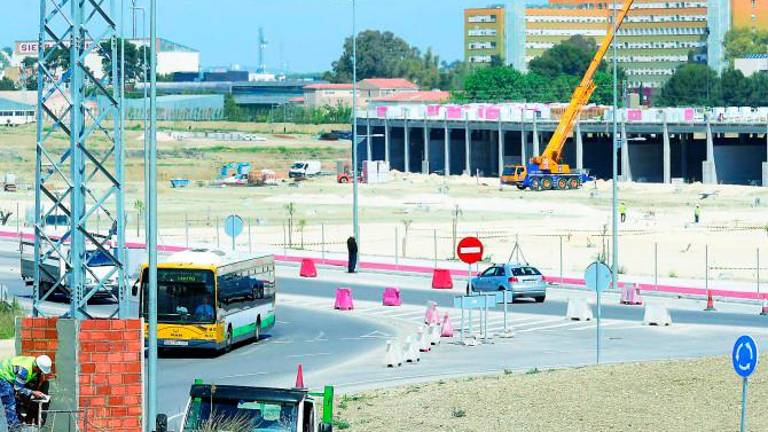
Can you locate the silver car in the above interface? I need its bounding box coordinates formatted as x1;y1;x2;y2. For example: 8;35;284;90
470;263;547;302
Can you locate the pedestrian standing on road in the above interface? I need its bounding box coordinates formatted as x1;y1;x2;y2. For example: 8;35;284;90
347;236;358;273
0;355;52;430
694;204;701;224
619;201;627;223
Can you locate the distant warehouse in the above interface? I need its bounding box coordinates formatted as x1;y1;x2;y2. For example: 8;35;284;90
12;38;200;80
0;94;35;126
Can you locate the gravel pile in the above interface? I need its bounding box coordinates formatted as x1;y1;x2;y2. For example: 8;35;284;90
336;356;767;432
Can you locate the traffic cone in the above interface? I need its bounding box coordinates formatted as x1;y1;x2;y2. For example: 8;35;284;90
440;313;454;338
761;298;768;316
704;290;716;312
295;364;305;389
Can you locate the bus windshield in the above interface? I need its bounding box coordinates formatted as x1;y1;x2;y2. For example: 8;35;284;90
142;269;216;324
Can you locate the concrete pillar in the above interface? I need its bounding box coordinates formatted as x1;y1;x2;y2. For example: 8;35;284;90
444;117;450;176
464;114;471;175
520;123;527;165
404;114;410;173
498;121;504;176
366;114;372;163
532;113;540;156
681;133;689;180
384;118;390;165
423;118;430;174
575;121;583;171
763;125;768;187
702;119;718;184
662;120;671;184
620;121;632;182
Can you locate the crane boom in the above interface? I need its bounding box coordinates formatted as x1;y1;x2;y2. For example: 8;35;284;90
534;0;636;166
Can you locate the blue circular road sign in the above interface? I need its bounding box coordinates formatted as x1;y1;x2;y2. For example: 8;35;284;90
224;214;244;238
732;335;759;378
584;261;612;292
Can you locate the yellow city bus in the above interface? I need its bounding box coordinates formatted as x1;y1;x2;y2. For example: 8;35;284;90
138;248;276;351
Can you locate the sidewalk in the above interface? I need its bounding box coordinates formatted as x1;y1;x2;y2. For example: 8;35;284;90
3;228;766;302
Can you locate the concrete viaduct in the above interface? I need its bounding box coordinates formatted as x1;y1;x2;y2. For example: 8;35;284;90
355;114;768;186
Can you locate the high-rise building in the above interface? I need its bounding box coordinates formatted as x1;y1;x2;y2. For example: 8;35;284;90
731;0;768;29
464;5;508;65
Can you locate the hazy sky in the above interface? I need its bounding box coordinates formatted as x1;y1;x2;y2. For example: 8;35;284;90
0;0;544;73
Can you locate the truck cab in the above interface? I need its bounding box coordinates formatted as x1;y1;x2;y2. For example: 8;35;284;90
180;383;334;432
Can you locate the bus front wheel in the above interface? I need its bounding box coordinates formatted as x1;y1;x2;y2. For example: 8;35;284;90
224;327;233;352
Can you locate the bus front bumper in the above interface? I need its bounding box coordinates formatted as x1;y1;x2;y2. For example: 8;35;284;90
151;338;222;350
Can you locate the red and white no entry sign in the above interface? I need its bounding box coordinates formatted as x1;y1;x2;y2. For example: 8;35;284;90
457;236;484;264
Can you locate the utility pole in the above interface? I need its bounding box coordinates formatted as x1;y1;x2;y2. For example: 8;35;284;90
147;0;159;428
351;0;360;245
611;0;620;291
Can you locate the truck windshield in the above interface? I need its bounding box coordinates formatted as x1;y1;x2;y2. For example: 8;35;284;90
290;163;306;170
184;398;298;432
141;269;216;324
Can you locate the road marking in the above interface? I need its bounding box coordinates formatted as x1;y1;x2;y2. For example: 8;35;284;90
360;330;391;339
519;320;594;333
286;352;331;358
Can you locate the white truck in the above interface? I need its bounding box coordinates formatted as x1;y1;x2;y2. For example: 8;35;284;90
289;160;322;179
20;240;121;300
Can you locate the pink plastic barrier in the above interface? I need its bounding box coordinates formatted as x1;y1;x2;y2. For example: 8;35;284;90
486;106;500;120
431;269;453;289
382;287;401;306
627;109;642;121
620;283;643;305
424;301;439;325
440;313;454;337
299;258;317;278
334;287;354;310
426;105;440;116
376;106;388;118
684;108;694;121
446;106;463;119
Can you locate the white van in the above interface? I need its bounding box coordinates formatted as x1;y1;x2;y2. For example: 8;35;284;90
289;160;322;178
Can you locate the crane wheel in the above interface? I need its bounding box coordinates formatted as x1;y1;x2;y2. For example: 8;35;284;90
542;177;553;190
557;178;567;190
531;179;541;191
569;178;580;189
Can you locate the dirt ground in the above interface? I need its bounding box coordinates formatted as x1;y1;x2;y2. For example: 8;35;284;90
334;356;767;432
3;121;768;284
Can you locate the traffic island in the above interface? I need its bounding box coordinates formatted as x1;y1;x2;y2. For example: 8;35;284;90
18;317;143;432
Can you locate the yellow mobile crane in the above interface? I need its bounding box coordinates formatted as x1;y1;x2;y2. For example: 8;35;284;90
501;0;636;191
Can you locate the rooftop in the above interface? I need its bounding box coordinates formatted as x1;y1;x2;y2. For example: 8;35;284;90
373;90;450;103
304;83;354;90
360;78;419;90
0;95;35;111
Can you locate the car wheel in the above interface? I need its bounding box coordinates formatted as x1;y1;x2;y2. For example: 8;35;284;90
339;177;349;183
531;178;541;191
568;178;579;189
534;295;546;303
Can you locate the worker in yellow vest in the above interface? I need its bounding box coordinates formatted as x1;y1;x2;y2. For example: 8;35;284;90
694;204;701;224
619;201;627;223
0;355;52;429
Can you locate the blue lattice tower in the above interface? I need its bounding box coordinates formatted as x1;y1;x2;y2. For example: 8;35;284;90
34;0;127;319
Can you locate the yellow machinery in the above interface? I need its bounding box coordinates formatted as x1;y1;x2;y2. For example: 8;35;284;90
501;0;636;190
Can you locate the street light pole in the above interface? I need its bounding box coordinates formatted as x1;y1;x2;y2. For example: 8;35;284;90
351;0;360;245
611;0;619;287
147;0;158;429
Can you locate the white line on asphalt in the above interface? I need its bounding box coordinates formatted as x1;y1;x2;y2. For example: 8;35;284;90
286;352;331;358
566;320;630;331
517;320;593;333
218;372;268;379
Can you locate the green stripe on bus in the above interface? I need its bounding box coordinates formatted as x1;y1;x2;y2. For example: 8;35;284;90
261;313;275;329
232;323;256;338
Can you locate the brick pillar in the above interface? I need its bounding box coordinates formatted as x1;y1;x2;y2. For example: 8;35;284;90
18;318;143;432
79;319;143;432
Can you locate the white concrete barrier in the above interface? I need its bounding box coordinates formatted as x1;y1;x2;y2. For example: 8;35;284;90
566;298;593;321
643;304;672;326
403;335;420;363
428;324;441;346
418;326;431;352
384;340;403;368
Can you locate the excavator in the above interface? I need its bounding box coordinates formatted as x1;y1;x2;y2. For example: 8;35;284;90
501;0;635;191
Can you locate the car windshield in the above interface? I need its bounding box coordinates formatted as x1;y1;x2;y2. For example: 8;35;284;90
183;398;298;432
142;269;216;324
510;266;541;276
290;163;306;169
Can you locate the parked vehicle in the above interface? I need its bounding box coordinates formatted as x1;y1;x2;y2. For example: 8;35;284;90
176;381;334;432
470;263;547;302
289;160;322;179
20;240;120;300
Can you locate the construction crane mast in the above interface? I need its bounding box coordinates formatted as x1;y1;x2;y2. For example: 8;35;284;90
502;0;636;191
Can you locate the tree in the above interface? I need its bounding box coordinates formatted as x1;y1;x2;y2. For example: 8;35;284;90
0;77;15;91
720;68;750;106
748;73;768;106
99;39;148;84
529;35;602;78
658;63;720;106
284;202;296;248
326;30;418;83
724;28;768;62
20;57;37;90
297;219;307;249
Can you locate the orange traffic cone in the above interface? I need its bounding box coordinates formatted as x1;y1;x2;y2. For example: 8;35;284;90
704;290;716;312
295;364;305;389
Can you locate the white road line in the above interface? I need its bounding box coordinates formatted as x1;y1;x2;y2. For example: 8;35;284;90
519;320;594;333
567;320;631;331
286;352;331;358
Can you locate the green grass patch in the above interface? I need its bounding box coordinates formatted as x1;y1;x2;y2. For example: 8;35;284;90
0;299;23;339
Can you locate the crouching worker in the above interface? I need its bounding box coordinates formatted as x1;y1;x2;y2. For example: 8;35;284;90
0;355;52;430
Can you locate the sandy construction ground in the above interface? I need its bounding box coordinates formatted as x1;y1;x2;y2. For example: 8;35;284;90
3;122;768;285
333;356;767;432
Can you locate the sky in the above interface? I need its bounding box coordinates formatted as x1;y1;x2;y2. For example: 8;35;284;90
0;0;544;73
